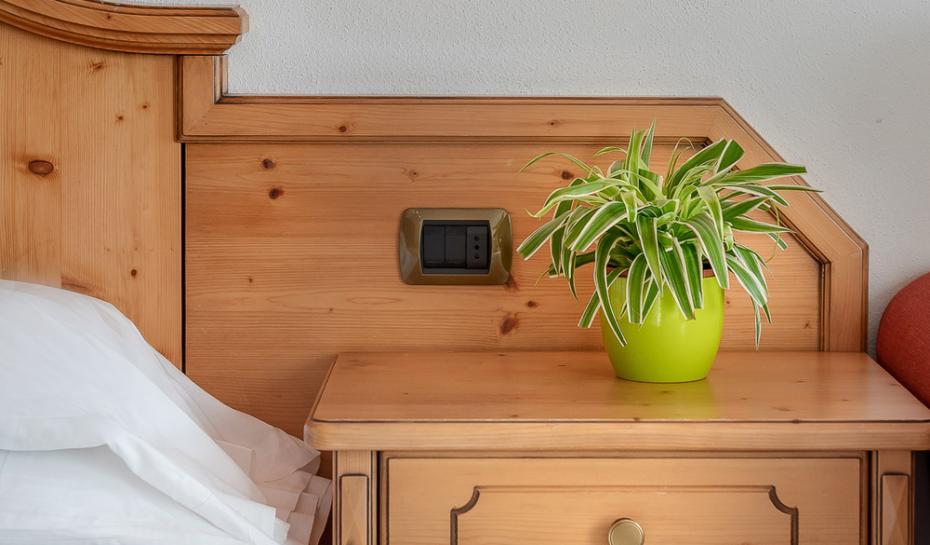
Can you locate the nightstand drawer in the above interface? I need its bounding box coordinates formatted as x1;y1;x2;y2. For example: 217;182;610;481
385;456;863;545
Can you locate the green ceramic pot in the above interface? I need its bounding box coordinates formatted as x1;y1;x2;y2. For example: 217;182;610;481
600;274;724;383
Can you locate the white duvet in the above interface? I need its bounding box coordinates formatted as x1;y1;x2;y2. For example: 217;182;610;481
0;280;331;545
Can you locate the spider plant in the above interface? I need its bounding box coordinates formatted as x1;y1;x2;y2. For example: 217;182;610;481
516;122;818;347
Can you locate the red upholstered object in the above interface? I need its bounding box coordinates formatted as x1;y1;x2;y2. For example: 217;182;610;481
877;272;930;407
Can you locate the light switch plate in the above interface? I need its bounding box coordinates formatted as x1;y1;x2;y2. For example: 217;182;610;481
399;208;512;285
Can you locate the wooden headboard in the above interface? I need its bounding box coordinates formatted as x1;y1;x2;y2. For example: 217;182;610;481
0;1;866;438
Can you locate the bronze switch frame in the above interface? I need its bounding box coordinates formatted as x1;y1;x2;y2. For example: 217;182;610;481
398;208;512;285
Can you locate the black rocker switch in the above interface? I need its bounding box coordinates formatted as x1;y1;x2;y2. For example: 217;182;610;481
422;224;445;268
420;220;491;274
444;225;467;268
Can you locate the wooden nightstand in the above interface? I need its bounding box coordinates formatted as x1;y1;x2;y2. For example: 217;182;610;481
306;351;930;545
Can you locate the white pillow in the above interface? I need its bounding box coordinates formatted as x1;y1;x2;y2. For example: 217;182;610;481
0;280;330;545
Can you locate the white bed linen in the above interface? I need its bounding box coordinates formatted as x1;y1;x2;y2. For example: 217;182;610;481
0;280;331;545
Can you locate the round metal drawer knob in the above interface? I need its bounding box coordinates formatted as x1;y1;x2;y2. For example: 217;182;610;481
608;518;644;545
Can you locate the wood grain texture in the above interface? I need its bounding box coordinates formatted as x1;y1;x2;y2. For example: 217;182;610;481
306;351;930;451
333;451;376;545
0;23;181;365
179;57;720;142
338;475;369;545
387;456;861;545
312;351;930;423
881;474;909;545
0;0;246;54
872;451;914;545
180;56;868;435
186;143;821;435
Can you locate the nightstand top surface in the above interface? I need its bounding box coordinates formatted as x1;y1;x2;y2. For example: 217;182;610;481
306;351;930;451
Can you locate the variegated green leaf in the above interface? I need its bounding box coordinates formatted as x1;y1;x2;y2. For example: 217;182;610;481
641;120;656;165
641;277;660;321
729;216;791;234
698;185;724;235
564;247;579;299
677;213;729;289
570;201;628;251
548;206;576;276
562;207;598;248
681;240;704;310
768;232;788;250
711;163;806;186
520;151;596;175
517;213;569;259
716;140;744;174
625;254;649;324
716;184;789;206
595;233;626;344
721;196;768;220
658;238;695;319
666;138;727;191
764;184;821;193
625;129;643;189
620;191;639;225
733;244;768;292
532;180;617;217
726;254;767;308
578;260;623;328
593;146;627;157
635;215;663;289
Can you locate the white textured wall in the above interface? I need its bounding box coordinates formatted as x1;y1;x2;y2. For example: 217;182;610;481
149;0;930;350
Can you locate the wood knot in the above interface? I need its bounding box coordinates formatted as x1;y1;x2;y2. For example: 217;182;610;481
268;187;284;199
28;160;54;176
130;268;138;277
89;61;105;73
499;313;519;335
261;158;275;169
525;300;538;308
337;125;349;133
547;119;559;127
560;170;574;180
116;114;124;122
141;102;149;110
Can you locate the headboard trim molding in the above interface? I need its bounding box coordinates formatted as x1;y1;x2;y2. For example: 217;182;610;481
179;54;868;352
0;0;246;54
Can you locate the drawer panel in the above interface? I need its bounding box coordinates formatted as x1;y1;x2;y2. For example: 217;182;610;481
386;456;863;545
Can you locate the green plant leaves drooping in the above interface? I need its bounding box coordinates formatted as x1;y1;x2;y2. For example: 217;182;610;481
678;213;729;290
681;241;704;310
515;123;815;347
711;163;806;186
579;267;623;328
625;254;649;324
516;213;568;260
636;215;663;290
594;234;626;345
658;237;695;320
728;216;792;234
